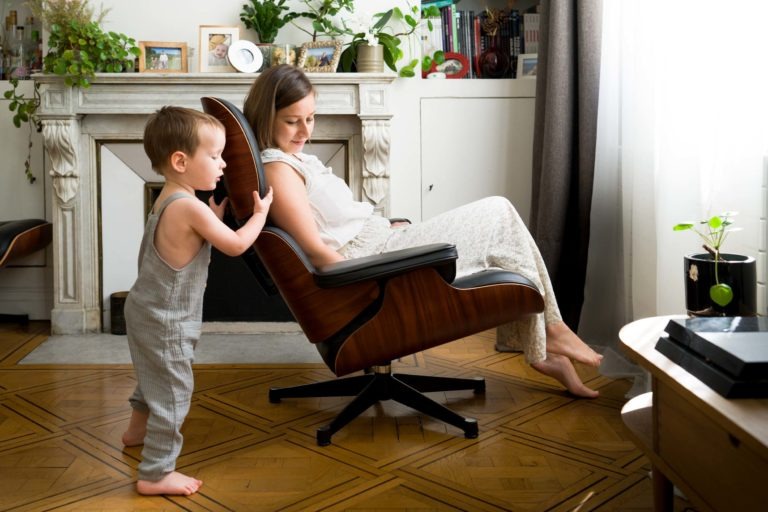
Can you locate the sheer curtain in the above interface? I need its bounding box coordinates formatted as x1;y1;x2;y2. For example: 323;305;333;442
580;0;768;373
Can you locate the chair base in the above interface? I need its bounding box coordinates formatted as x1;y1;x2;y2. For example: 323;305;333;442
269;366;485;446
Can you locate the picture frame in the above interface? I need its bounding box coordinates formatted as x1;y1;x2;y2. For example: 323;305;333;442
427;52;469;79
297;40;342;73
138;41;188;73
517;53;538;78
199;25;239;72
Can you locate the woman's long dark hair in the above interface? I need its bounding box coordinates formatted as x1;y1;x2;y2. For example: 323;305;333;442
243;64;314;150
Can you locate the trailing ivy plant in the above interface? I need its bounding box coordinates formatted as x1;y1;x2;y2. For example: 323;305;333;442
3;0;139;184
3;79;41;184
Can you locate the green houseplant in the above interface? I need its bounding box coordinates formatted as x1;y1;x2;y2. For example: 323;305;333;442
4;0;140;184
239;0;297;44
291;0;355;42
340;3;443;77
674;212;757;316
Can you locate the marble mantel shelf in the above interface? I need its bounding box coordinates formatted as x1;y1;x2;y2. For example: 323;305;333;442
33;72;396;334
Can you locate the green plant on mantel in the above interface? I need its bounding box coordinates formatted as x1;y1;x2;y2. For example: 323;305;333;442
3;0;140;184
674;211;741;306
340;3;443;77
291;0;355;42
240;0;299;44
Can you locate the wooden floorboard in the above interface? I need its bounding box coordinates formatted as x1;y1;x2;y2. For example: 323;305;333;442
0;321;698;511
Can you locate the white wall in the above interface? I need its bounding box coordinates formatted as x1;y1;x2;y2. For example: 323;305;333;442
0;0;536;321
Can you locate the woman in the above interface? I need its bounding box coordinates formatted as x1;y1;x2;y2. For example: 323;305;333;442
243;65;603;398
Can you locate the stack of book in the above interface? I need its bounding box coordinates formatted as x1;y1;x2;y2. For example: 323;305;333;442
656;317;768;398
421;0;540;78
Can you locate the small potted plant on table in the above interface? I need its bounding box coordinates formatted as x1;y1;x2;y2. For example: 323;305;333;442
674;212;757;316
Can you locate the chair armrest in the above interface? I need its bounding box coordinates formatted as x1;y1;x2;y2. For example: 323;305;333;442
314;243;457;288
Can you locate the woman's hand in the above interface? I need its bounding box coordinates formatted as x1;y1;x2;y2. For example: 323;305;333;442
208;195;228;221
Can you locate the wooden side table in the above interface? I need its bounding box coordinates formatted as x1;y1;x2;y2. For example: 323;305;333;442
619;316;768;512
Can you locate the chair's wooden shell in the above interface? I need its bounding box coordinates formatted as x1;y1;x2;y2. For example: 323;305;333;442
0;220;52;267
201;97;544;376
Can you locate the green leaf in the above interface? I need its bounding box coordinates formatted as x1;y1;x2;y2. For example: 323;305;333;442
672;223;694;231
708;215;723;230
710;283;733;307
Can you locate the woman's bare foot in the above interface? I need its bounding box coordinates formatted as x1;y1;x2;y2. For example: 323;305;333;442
137;471;203;496
531;353;600;398
122;409;149;447
546;321;603;368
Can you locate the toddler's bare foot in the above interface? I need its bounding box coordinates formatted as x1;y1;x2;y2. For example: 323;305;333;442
137;471;203;496
546;321;603;367
531;353;599;398
122;409;148;447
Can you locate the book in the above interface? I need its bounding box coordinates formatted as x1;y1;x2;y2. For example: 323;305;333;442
655;335;768;398
664;317;768;380
523;12;540;54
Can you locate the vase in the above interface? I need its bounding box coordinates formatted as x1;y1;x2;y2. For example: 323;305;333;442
255;44;272;72
477;36;509;78
271;44;296;66
356;44;384;73
684;253;757;317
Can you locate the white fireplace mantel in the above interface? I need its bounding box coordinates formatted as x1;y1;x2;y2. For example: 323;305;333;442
33;72;396;334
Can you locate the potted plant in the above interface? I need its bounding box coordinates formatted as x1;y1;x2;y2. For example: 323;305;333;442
240;0;297;43
240;0;299;70
291;0;355;42
3;0;140;184
674;211;757;316
340;3;442;77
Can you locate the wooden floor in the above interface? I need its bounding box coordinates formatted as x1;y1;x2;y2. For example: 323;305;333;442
0;321;697;511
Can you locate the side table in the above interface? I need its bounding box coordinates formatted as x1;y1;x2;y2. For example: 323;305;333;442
619;316;768;512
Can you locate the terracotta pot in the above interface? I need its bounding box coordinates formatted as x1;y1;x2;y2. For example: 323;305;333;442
684;252;757;317
356;44;384;73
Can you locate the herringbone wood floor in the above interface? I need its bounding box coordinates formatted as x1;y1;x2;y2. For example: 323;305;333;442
0;322;696;511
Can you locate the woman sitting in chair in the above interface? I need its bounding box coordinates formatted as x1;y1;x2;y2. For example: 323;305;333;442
243;65;603;398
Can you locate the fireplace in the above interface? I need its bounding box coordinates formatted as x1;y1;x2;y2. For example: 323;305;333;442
34;73;396;334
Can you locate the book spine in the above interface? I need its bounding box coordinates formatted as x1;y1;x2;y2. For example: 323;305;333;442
421;0;455;9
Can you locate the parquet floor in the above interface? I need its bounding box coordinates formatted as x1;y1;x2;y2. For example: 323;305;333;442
0;322;696;511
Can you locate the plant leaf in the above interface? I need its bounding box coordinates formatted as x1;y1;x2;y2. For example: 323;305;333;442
710;283;733;307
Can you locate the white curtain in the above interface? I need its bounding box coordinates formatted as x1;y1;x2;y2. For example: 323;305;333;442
580;0;768;367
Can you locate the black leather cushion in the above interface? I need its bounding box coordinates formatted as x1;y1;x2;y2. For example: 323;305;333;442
0;219;49;262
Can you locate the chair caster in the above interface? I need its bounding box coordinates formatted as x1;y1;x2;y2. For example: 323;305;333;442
268;388;281;403
472;377;486;394
463;418;479;439
316;426;332;446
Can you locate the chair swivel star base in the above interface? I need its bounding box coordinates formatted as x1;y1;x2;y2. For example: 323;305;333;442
269;364;484;446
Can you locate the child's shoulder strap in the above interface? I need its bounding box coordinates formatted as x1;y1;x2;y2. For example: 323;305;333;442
155;192;196;216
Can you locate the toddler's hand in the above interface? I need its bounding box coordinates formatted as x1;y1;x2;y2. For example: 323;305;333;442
209;195;228;221
253;187;273;216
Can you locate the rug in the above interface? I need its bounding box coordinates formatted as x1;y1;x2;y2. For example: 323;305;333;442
21;326;322;365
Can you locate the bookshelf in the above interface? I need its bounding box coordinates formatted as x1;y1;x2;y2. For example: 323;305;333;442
422;0;539;80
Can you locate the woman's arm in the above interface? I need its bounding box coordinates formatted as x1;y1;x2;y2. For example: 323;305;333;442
264;161;344;267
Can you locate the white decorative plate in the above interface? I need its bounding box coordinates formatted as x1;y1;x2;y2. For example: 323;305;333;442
228;40;263;73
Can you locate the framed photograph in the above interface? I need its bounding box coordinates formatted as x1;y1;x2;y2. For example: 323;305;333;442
427;52;469;79
297;40;342;73
138;42;188;73
199;25;239;72
517;53;538;78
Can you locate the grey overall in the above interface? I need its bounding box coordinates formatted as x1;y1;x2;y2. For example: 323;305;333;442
124;192;211;481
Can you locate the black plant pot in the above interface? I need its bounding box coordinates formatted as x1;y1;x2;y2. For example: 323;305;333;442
684;253;757;317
